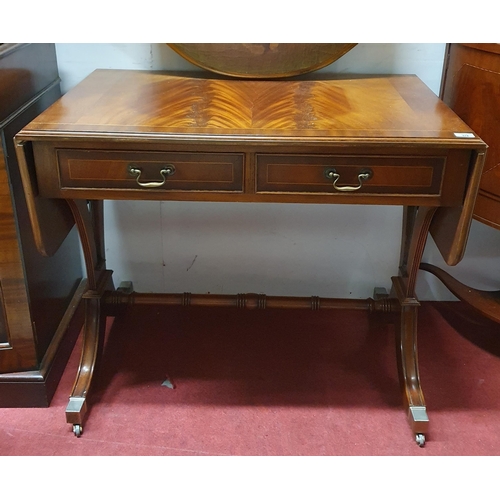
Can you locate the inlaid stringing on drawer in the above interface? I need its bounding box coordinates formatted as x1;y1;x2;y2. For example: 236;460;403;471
57;149;244;192
256;154;446;196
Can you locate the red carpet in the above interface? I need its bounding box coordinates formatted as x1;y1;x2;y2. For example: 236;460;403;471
1;301;500;456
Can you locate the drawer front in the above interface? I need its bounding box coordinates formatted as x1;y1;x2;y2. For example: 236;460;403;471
256;154;445;196
57;150;244;192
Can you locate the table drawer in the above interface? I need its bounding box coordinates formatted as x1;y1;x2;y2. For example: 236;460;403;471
57;150;244;192
256;154;445;196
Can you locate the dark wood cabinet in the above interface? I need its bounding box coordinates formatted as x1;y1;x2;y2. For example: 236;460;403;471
421;43;500;323
0;43;84;407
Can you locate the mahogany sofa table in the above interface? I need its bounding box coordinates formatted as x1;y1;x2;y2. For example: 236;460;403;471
14;69;486;446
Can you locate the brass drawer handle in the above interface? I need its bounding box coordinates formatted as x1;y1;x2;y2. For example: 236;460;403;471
128;164;175;188
324;168;373;192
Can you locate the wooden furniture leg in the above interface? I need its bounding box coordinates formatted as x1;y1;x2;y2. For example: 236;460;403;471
65;199;113;437
391;206;438;447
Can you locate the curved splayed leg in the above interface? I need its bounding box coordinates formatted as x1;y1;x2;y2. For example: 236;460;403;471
65;200;113;436
391;206;437;446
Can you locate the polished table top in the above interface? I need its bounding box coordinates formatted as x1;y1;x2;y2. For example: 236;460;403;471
20;69;477;142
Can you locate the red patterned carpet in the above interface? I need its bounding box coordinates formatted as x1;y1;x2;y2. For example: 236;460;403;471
1;301;500;456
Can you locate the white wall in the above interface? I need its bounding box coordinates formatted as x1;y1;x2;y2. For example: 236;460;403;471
54;43;500;300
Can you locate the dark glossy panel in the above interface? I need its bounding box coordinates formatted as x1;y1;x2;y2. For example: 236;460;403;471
0;44;59;123
4;115;82;360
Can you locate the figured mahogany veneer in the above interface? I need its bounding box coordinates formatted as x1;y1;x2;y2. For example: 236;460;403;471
15;69;486;444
